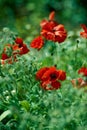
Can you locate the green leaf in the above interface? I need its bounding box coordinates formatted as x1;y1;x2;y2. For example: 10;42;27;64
20;100;30;111
0;110;11;121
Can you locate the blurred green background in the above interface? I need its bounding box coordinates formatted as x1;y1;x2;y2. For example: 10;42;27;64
0;0;87;38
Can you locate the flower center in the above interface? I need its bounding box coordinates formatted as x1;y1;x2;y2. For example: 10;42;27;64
50;73;57;80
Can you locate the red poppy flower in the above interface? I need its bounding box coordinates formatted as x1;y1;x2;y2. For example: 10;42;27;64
30;36;44;50
40;12;67;43
1;44;12;60
1;53;9;60
41;66;59;81
1;37;29;65
3;44;21;56
71;67;87;89
36;66;66;90
71;78;87;88
80;24;87;38
78;67;87;76
20;43;29;55
15;37;23;47
1;43;29;65
14;38;29;55
1;54;17;64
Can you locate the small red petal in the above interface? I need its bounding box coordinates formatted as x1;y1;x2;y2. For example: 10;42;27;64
30;36;44;50
1;53;9;60
49;11;55;21
81;24;87;33
20;44;29;55
51;81;61;89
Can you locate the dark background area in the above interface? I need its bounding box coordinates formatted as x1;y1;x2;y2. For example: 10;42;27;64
0;0;87;38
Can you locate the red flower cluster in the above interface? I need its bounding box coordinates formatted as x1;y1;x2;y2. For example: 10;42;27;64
15;37;29;55
80;24;87;38
36;66;66;90
1;37;29;64
78;67;87;76
71;67;87;88
30;11;67;50
40;11;67;43
30;36;44;50
71;78;87;88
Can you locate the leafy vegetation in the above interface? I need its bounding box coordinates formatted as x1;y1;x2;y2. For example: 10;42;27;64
0;1;87;130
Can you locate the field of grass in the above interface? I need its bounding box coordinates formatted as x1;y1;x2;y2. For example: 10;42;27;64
0;11;87;130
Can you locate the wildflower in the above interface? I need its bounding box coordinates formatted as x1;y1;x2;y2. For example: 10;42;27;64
36;66;66;90
71;67;87;88
41;66;59;81
2;44;20;58
12;44;21;55
1;44;12;60
40;11;67;43
1;44;29;64
1;36;29;65
30;36;44;50
20;43;29;55
1;44;13;64
1;53;9;60
1;54;17;64
40;20;58;41
78;67;87;76
15;37;29;54
15;37;23;47
71;78;87;88
80;24;87;38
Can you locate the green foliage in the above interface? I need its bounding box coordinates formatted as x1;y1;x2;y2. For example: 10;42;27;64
0;27;87;130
